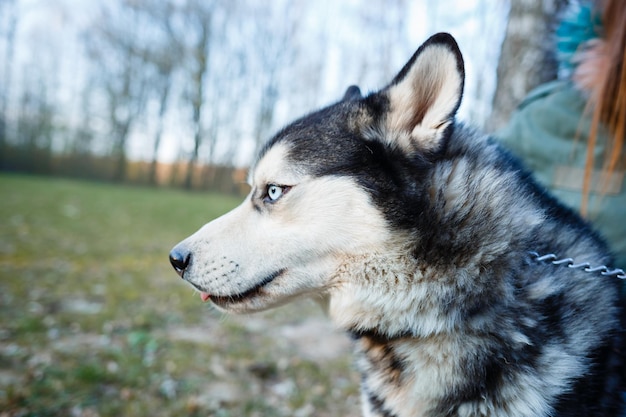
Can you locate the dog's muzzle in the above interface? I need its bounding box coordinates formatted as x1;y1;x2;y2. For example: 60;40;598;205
169;245;191;278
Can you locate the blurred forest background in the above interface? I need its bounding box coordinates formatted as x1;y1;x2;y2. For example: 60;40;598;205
0;0;567;194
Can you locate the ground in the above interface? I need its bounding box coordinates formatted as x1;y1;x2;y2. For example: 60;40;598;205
0;174;360;417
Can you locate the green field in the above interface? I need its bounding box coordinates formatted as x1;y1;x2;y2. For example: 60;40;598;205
0;174;359;417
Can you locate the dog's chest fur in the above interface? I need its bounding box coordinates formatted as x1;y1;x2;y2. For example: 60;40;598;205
330;247;616;417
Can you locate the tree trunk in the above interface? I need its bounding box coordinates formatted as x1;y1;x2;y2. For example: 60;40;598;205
113;121;131;182
149;81;170;185
488;0;568;132
184;124;201;190
0;1;18;169
184;16;210;190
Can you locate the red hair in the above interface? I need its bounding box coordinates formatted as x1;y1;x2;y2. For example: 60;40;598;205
574;0;626;214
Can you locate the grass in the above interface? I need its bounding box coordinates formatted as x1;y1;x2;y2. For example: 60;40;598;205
0;174;359;417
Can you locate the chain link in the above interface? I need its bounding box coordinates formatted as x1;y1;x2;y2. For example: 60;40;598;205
529;251;626;280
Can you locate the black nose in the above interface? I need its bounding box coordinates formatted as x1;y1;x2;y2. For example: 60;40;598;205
169;247;191;277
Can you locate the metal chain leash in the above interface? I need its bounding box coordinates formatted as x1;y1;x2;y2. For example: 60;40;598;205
529;251;626;280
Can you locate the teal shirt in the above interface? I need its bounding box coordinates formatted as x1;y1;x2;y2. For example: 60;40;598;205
496;81;626;270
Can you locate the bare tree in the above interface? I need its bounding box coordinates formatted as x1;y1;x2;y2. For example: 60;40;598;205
84;1;151;182
139;0;183;185
14;66;55;173
0;0;18;168
148;62;173;185
179;0;215;189
245;2;298;154
65;72;98;178
71;69;95;156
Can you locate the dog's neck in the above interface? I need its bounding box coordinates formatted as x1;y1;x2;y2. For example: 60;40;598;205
327;249;462;339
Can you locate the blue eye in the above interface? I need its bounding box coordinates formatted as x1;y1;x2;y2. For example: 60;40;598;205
267;184;284;201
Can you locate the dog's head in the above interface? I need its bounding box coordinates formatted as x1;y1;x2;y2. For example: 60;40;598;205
169;33;464;313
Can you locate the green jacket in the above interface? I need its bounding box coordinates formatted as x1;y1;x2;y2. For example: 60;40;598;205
496;80;626;271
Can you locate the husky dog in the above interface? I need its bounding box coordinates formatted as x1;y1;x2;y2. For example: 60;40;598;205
169;33;624;416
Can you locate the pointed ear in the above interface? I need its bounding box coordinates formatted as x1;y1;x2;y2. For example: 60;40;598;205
342;85;362;101
383;32;464;152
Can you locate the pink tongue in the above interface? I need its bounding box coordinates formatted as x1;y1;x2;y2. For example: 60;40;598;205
200;292;211;302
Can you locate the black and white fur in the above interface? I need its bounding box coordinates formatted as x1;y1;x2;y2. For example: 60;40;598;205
170;33;624;416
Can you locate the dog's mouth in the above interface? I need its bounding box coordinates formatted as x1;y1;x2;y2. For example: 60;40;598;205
195;269;286;306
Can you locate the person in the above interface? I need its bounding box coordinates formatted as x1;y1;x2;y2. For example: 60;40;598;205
496;0;626;271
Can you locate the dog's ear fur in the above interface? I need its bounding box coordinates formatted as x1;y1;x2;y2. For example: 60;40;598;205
380;32;464;152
